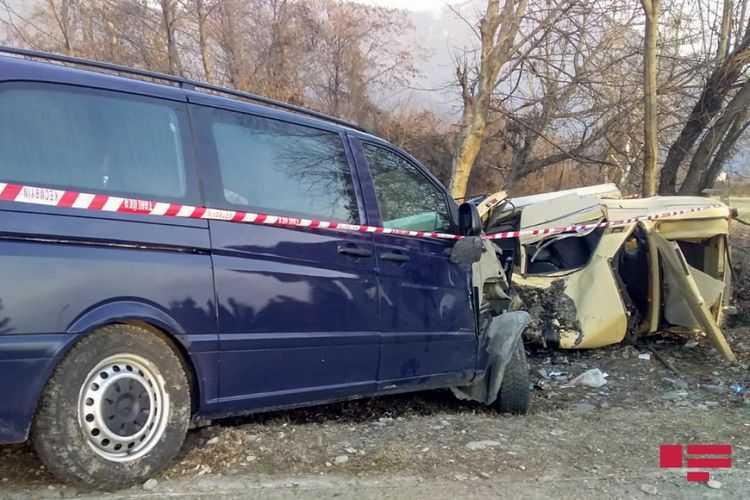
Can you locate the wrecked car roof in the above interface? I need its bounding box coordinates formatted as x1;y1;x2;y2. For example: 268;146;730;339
509;186;731;244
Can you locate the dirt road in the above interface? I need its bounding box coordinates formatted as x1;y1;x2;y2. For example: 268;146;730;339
1;331;748;499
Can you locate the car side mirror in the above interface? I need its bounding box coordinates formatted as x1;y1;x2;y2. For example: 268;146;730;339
458;202;482;236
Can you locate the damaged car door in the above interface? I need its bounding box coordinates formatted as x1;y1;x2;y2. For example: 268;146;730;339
510;193;629;349
350;139;478;389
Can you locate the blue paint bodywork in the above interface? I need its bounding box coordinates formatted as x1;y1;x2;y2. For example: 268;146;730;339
0;55;482;443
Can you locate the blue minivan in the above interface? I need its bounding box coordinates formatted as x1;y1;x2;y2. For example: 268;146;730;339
0;48;529;489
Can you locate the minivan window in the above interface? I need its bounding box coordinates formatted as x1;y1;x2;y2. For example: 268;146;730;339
205;109;359;223
363;143;452;232
0;84;189;199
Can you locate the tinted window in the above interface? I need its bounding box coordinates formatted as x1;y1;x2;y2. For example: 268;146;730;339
363;144;451;232
0;84;188;199
207;109;359;223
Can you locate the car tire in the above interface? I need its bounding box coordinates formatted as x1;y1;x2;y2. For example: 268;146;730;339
31;324;190;490
494;339;530;415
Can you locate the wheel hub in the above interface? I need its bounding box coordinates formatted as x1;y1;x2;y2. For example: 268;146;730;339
100;377;151;437
77;354;169;462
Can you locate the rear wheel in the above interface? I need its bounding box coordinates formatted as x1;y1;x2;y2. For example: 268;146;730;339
31;324;190;489
494;339;530;414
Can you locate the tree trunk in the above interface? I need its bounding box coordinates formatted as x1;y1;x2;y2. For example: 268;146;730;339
161;0;183;76
196;0;214;83
658;29;750;194
699;110;750;192
640;0;660;197
717;0;732;64
448;0;527;200
218;0;244;90
679;78;750;194
49;0;74;56
449;107;488;199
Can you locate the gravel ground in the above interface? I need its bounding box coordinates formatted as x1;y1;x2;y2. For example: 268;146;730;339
1;330;747;499
0;227;748;499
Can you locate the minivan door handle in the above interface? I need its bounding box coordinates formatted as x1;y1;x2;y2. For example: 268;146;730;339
381;252;410;263
338;245;373;258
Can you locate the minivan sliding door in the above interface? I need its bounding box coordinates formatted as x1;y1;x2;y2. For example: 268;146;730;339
191;101;380;412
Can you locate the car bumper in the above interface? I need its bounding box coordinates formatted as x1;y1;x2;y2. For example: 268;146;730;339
0;334;76;443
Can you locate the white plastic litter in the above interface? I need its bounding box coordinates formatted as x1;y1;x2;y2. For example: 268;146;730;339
567;368;608;388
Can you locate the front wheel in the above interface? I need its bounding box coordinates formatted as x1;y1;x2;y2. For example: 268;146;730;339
31;324;191;489
494;339;530;415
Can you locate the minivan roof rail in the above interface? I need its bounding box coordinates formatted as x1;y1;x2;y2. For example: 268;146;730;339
0;45;370;133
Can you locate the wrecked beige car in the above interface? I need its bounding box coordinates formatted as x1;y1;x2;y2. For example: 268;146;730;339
477;184;736;360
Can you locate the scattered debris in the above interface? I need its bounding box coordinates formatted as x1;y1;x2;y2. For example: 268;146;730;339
662;378;688;390
567;368;608;388
698;384;730;395
730;384;747;395
661;390;689;400
334;455;349;465
638;352;651;361
640;483;658;495
464;440;502;451
533;380;550;391
547;371;568;381
142;478;158;491
622;346;640;359
707;479;722;489
648;347;683;377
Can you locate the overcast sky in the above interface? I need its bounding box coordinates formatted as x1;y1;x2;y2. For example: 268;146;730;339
352;0;449;15
347;0;476;117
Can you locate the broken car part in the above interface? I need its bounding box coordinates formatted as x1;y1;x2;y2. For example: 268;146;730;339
477;185;735;356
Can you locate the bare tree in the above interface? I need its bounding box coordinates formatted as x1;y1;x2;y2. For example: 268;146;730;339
448;0;530;200
159;0;183;75
191;0;218;82
214;0;249;90
304;0;418;124
48;0;76;55
659;0;750;194
5;0;750;198
492;2;642;189
678;78;750;192
700;106;750;189
640;0;660;196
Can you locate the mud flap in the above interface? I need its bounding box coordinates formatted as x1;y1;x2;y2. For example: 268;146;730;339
451;310;531;405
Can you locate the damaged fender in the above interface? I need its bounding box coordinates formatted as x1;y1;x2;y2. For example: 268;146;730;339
451;310;531;405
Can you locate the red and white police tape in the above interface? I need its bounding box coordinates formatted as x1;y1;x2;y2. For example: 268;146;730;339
0;181;726;241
